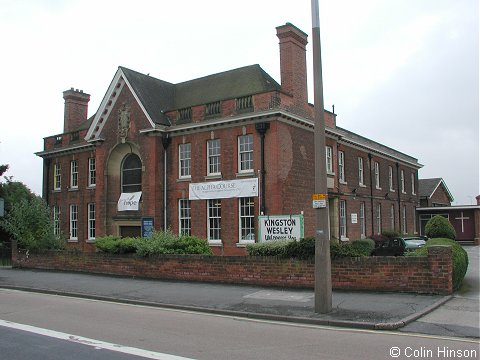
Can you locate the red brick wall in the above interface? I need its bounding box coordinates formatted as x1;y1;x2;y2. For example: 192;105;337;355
12;244;453;295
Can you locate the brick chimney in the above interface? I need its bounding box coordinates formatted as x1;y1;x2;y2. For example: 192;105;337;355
63;88;90;133
276;23;308;105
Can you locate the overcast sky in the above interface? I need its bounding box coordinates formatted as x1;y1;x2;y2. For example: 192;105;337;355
0;0;478;204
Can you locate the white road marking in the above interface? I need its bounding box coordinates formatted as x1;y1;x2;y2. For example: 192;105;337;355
0;319;196;360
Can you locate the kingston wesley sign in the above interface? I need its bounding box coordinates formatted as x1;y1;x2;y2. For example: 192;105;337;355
258;214;304;242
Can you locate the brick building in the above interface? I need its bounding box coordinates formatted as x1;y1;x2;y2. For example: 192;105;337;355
36;23;422;255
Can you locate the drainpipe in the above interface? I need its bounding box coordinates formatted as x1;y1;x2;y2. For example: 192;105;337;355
396;162;402;232
255;122;270;215
368;153;374;236
43;158;51;203
162;133;171;230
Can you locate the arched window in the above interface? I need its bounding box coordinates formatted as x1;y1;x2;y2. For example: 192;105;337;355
121;153;142;193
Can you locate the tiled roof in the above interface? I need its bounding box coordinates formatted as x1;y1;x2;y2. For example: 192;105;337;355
120;64;281;126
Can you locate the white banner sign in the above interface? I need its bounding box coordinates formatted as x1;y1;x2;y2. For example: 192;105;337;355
258;215;304;242
189;178;258;200
118;192;142;211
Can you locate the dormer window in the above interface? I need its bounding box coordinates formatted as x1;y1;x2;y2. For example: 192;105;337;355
178;107;192;122
206;101;221;117
236;96;253;112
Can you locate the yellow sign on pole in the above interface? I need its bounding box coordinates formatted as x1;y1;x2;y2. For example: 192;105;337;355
312;194;327;208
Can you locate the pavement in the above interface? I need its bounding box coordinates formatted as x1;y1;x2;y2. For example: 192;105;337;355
0;266;453;331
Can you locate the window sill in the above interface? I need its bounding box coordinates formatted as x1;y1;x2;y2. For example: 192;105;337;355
177;177;192;183
68;239;78;243
86;239;96;244
359;184;367;188
236;171;255;178
208;240;222;246
375;186;382;191
87;185;96;190
205;174;222;181
339;180;347;185
237;240;255;247
68;187;79;192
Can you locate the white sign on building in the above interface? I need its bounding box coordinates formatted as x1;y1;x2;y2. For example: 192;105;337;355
189;178;258;200
258;214;304;242
117;192;142;211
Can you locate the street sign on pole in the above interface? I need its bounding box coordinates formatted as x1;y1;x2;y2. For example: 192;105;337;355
311;0;332;313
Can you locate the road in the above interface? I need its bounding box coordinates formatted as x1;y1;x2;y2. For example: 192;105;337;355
401;246;479;338
0;289;477;360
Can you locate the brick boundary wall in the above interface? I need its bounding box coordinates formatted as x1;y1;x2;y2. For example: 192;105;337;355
11;242;453;295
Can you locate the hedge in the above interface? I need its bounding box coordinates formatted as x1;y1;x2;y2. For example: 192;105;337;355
408;238;468;290
95;231;213;256
246;237;375;259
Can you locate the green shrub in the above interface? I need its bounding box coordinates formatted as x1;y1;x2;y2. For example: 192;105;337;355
425;215;456;240
135;231;212;256
246;240;292;257
95;236;138;254
330;239;374;259
247;237;373;260
409;238;468;290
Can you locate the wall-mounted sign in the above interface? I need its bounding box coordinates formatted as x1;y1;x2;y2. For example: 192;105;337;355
118;191;142;211
189;178;258;200
258;214;304;242
351;213;358;224
142;217;154;238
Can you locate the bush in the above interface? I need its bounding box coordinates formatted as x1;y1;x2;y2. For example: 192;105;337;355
0;197;64;251
246;240;292;257
425;215;456;240
135;231;212;256
247;237;374;260
95;236;138;254
409;238;468;290
330;239;375;259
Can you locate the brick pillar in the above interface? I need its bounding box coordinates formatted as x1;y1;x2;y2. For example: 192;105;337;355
427;245;453;294
11;239;17;265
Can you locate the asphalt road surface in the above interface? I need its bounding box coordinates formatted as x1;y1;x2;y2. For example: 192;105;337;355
0;289;477;360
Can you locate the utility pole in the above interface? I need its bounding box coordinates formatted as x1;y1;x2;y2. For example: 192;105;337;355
311;0;332;313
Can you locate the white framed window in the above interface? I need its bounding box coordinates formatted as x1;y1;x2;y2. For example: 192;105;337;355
358;157;364;186
239;197;255;243
88;158;96;187
88;203;95;240
390;204;395;230
360;202;366;238
389;166;394;191
339;200;347;238
402;206;407;234
53;206;60;238
69;204;78;240
179;199;191;236
179;143;191;179
400;170;406;193
376;203;382;235
238;134;253;173
326;146;333;174
411;173;416;195
207;199;221;244
54;163;61;190
338;151;345;183
207;139;221;176
70;160;78;189
374;162;380;189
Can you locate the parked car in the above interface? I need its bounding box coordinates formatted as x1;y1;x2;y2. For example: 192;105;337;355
371;237;426;256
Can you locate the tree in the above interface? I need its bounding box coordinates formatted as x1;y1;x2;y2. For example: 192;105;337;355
0;196;64;251
425;215;456;240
